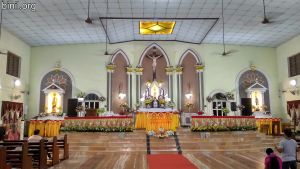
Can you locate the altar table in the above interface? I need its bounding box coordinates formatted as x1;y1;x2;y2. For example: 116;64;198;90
135;111;179;132
28;120;62;137
256;118;281;135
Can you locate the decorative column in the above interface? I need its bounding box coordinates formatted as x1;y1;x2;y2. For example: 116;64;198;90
195;64;205;111
135;67;143;103
165;66;174;100
126;66;134;108
175;66;183;110
106;63;115;112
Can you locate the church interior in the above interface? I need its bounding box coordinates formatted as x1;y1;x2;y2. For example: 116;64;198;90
1;0;300;168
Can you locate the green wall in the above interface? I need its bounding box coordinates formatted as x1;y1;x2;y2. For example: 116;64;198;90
0;28;31;118
29;42;280;118
276;34;300;118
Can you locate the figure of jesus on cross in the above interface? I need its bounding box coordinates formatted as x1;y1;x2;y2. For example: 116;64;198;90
146;52;162;81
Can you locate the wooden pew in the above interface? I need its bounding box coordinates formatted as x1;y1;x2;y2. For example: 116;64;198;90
44;137;59;165
3;137;60;166
3;142;33;169
57;134;69;160
0;146;12;169
1;140;47;169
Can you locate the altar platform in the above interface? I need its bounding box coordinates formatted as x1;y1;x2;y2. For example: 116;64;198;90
28;115;134;137
135;108;179;132
191;116;281;135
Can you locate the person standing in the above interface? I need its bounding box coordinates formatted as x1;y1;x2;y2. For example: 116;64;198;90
275;128;299;169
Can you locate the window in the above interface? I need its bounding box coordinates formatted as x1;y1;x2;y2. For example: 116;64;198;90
212;93;228;116
6;52;21;78
288;53;300;77
83;93;101;109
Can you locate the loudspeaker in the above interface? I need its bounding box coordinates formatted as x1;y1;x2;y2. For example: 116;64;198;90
241;98;252;116
230;102;237;111
67;99;78;117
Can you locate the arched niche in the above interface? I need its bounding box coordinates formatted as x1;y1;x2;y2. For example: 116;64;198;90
178;49;204;112
39;70;72;113
137;43;172;102
237;69;270;113
108;49;131;113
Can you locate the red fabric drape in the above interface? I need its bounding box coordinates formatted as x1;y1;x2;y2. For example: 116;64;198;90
1;101;23;125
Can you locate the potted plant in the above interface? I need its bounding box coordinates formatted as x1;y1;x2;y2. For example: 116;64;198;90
221;107;230;116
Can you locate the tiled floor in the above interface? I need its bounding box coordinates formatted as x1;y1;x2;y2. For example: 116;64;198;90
50;128;288;169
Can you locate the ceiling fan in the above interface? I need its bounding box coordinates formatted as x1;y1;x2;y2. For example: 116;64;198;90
219;0;237;56
261;0;285;24
85;0;92;24
262;0;271;24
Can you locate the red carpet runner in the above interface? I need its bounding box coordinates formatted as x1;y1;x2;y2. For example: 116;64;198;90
147;154;198;169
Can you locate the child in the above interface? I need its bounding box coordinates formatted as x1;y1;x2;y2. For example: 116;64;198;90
265;148;282;169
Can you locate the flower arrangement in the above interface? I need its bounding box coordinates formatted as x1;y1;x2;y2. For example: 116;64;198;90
135;102;141;110
221;107;230;114
167;101;175;109
147;130;155;136
206;96;213;102
184;103;194;112
144;98;153;106
75;105;85;112
237;105;245;110
61;126;133;132
99;96;106;102
197;111;204;115
96;108;106;115
147;128;175;138
77;92;86;98
191;126;257;132
225;92;234;100
159;99;166;107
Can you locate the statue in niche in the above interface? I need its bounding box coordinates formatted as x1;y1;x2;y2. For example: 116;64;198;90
52;93;58;113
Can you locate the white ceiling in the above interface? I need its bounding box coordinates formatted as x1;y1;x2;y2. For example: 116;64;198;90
2;0;300;47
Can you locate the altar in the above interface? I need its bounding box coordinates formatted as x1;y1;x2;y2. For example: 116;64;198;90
135;108;179;132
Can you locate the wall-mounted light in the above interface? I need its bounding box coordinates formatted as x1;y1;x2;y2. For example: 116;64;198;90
119;93;126;100
288;79;299;95
185;93;192;99
290;79;297;87
14;79;21;87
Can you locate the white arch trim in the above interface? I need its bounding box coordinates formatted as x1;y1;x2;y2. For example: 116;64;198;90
85;90;104;97
138;43;170;66
110;49;131;66
208;89;227;98
235;67;273;112
178;49;202;65
38;67;77;95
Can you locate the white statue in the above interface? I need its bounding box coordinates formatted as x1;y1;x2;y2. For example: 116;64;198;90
146;53;162;80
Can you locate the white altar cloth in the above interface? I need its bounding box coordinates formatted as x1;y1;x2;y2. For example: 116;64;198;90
137;108;178;112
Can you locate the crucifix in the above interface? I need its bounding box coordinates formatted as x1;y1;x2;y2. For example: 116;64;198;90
146;50;162;81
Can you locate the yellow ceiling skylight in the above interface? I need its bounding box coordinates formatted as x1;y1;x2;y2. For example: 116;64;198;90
139;21;176;35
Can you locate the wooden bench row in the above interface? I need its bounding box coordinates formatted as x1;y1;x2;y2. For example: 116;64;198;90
0;134;69;169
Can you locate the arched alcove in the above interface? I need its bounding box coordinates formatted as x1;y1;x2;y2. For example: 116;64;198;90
178;49;204;112
237;69;270;114
109;49;131;113
39;70;72;113
136;43;172;103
